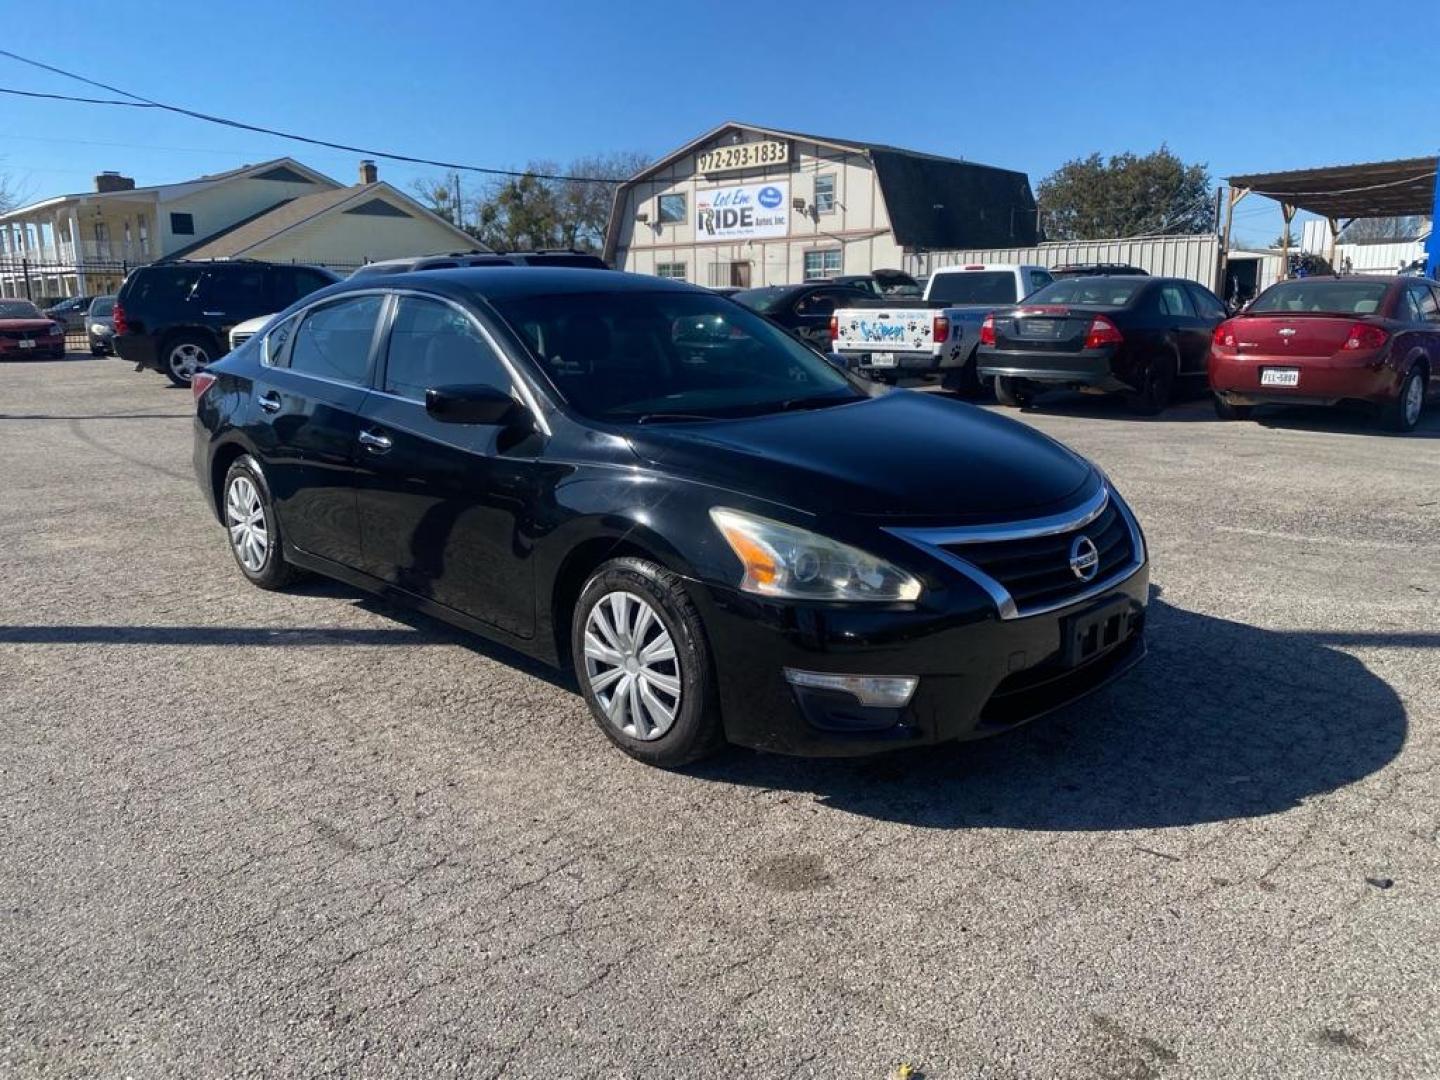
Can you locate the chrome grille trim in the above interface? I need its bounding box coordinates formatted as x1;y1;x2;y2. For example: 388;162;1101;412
886;485;1146;621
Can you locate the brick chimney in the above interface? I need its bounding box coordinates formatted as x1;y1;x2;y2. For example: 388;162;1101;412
358;159;378;185
94;171;135;193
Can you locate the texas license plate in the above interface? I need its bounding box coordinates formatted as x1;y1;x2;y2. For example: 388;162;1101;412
18;339;35;349
870;352;896;367
1260;367;1300;387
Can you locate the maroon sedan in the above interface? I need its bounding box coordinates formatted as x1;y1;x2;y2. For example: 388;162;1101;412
0;298;66;360
1209;276;1438;432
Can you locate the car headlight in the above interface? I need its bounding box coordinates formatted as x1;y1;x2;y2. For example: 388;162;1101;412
709;507;921;602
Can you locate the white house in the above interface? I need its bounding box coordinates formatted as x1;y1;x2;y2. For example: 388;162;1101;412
0;157;480;301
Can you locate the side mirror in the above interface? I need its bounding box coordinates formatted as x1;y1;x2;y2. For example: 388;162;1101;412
426;383;527;426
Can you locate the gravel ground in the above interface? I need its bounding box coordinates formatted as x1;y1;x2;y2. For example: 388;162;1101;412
2;355;1437;1079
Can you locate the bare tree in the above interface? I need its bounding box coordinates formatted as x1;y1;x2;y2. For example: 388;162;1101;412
1338;215;1428;243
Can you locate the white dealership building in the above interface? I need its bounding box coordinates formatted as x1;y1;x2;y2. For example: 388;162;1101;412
604;122;1039;288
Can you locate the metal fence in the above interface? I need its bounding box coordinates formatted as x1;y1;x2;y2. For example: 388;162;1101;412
904;234;1224;291
0;257;369;306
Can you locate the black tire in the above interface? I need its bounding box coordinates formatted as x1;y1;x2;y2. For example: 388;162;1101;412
90;346;105;356
1379;367;1426;433
941;349;982;397
1213;395;1253;421
994;374;1035;409
1124;353;1177;415
161;332;215;388
221;455;300;590
571;556;724;767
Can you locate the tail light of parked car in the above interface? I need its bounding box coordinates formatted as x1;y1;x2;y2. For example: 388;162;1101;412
932;314;950;344
192;370;218;402
979;314;996;346
1083;315;1124;350
1342;323;1389;351
112;301;127;336
828;314;839;344
1212;322;1237;350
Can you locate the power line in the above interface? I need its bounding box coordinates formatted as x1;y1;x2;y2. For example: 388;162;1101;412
0;51;624;185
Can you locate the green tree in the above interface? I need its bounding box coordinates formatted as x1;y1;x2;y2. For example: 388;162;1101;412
1271;228;1298;248
1036;146;1213;241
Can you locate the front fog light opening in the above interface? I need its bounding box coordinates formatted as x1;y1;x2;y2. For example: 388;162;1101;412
783;669;918;708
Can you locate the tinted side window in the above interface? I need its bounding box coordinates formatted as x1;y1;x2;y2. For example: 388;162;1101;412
1188;284;1227;321
1405;284;1438;322
1395;287;1422;323
200;269;267;313
128;266;202;307
271;268;336;308
794;291;839;316
382;297;509;401
1158;283;1195;317
287;296;382;384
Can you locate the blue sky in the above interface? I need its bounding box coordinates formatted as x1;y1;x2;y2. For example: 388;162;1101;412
0;0;1432;246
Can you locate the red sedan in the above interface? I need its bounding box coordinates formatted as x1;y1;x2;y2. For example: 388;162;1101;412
0;298;66;360
1209;276;1438;432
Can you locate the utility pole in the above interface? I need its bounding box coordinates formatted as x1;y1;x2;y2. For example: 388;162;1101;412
453;172;464;232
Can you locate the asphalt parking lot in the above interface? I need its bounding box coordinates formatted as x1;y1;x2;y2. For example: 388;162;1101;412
2;355;1437;1079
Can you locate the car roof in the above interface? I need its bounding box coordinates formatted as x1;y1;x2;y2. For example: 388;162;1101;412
334;266;702;301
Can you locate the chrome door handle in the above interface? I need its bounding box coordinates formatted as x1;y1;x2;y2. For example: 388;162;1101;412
358;429;392;453
257;391;282;413
203;311;226;317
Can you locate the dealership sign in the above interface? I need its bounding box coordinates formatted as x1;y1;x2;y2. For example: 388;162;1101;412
696;182;790;240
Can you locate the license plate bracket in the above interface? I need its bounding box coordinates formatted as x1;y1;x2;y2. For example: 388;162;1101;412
869;352;896;367
1260;367;1300;387
1060;597;1134;669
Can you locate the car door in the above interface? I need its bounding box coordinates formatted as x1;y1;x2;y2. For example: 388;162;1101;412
1420;285;1440;401
197;267;269;350
247;293;384;568
1186;283;1230;364
351;293;541;639
1156;280;1206;373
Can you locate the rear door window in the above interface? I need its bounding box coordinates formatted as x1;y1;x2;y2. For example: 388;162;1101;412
199;268;267;315
1158;283;1195;317
126;266;203;307
1187;284;1227;321
271;267;337;309
286;295;384;385
1405;283;1437;323
1396;287;1423;324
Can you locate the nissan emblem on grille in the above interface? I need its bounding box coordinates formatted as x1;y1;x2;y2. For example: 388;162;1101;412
1068;535;1100;581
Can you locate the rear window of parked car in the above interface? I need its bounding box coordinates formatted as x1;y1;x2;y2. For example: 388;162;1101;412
927;272;1020;305
126;266;202;305
1249;280;1389;315
1023;279;1146;308
89;297;115;316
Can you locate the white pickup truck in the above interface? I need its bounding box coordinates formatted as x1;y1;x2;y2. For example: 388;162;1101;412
829;264;1054;393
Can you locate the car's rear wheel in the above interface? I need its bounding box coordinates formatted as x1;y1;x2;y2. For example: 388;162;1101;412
163;334;212;387
941;349;982;397
222;456;299;590
1213;395;1253;421
572;557;724;767
994;374;1035;408
1125;353;1177;415
1379;367;1426;432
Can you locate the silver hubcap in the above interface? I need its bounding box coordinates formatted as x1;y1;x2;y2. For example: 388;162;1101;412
225;475;268;572
169;342;208;380
1403;375;1423;425
583;591;681;741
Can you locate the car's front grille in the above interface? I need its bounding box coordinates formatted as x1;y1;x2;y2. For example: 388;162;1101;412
885;486;1143;619
0;330;36;341
940;499;1132;612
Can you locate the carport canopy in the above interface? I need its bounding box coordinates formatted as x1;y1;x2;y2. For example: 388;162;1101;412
1222;155;1440;277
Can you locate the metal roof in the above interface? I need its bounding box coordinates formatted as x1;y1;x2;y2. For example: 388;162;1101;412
1226;156;1437;220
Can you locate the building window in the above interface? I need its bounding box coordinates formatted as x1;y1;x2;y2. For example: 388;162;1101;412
658;194;686;225
170;212;195;236
803;249;843;279
655;262;687;280
814;174;836;214
137;214;150;255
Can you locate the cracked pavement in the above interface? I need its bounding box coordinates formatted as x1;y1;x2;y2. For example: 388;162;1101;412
1;357;1437;1078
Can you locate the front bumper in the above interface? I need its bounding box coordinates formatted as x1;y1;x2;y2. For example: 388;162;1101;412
0;333;66;358
1209;349;1400;406
691;560;1149;756
978;345;1125;389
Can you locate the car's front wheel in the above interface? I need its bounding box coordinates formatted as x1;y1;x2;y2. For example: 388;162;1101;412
163;334;212;387
572;557;724;767
222;455;299;590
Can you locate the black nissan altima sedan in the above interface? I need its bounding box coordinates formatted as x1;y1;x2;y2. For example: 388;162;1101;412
193;268;1149;767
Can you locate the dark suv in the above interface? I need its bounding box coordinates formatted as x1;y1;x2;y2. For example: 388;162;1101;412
114;261;339;386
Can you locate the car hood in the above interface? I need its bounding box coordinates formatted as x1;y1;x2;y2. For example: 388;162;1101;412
0;319;58;331
625;390;1094;520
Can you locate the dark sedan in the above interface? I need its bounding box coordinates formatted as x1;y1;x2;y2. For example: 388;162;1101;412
977;276;1228;413
731;282;876;350
194;269;1149;767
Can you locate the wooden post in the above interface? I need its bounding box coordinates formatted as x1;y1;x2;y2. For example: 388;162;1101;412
1219;186;1248;299
1280;203;1296;280
1326;217;1340;274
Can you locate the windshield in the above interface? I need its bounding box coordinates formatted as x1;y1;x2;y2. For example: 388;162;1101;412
0;300;42;319
1248;280;1389;315
492;290;864;422
926;271;1019;305
731;287;792;314
1023;278;1146;308
90;297;115;316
